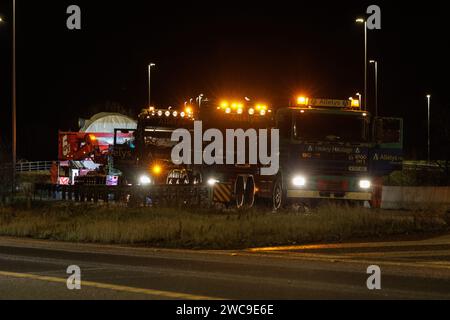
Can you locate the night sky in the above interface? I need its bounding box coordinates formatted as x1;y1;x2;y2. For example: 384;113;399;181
0;0;448;161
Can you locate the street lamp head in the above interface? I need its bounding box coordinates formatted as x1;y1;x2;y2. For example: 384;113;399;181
356;18;365;23
369;60;376;64
427;94;431;99
149;63;156;67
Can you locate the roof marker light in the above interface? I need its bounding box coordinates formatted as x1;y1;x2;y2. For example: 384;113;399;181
297;96;309;106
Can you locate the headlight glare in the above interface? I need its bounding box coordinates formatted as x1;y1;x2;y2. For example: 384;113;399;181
139;175;152;185
207;178;219;186
292;176;307;187
359;179;371;189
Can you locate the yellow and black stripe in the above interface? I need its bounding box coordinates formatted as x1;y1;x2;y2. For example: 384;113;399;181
213;183;233;203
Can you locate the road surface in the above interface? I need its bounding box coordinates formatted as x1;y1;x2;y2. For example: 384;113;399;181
0;236;450;299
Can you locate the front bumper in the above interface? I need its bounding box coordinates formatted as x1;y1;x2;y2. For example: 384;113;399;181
287;190;372;201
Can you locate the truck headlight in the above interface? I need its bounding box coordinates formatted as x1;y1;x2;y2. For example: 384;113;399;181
139;175;152;185
292;176;307;187
207;178;219;186
359;179;371;189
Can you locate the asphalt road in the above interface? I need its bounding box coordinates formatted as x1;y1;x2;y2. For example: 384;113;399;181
0;236;450;300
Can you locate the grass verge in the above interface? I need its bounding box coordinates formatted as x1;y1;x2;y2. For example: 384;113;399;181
0;201;448;249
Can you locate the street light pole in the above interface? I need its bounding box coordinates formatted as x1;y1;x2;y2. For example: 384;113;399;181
427;94;431;163
148;63;156;107
370;60;378;117
12;0;16;193
197;94;204;109
364;20;367;111
356;18;368;111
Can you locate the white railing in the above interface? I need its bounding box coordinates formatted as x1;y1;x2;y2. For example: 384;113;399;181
15;161;53;172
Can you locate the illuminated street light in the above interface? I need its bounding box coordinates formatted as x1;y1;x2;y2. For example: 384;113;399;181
370;60;379;117
356;93;362;108
427;94;431;163
196;94;204;108
148;63;156;107
356;18;368;111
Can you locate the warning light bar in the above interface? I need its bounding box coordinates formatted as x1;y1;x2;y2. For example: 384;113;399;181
142;108;194;119
349;97;360;108
297;96;309;106
218;100;272;116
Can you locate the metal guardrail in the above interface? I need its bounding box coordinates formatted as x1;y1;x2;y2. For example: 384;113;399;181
34;183;212;207
10;160;449;173
403;161;447;172
15;161;53;172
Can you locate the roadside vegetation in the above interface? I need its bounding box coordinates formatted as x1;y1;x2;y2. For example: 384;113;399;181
0;201;448;249
385;166;450;187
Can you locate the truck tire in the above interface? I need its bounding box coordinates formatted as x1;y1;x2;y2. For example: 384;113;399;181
272;179;284;211
235;176;245;209
244;177;255;209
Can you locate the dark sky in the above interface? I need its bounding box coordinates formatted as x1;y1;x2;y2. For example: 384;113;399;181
0;0;448;161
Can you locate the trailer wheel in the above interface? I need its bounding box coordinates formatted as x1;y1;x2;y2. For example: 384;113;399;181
272;179;284;211
244;177;255;209
235;176;245;209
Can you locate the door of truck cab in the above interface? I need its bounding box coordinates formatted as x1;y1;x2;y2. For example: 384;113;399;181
370;117;403;175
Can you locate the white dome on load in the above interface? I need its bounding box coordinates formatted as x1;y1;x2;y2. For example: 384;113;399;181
80;113;137;133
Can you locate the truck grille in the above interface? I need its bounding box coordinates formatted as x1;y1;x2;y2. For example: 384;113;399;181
317;180;348;192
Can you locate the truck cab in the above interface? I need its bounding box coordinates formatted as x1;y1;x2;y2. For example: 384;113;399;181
273;97;403;208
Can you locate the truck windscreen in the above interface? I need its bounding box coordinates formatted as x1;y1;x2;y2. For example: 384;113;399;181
295;113;367;142
144;128;178;148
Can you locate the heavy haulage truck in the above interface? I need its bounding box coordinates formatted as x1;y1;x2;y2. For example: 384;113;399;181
110;96;403;210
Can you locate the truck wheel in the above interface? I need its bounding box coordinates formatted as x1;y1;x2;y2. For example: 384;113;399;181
244;177;255;209
235;176;245;209
272;179;284;211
